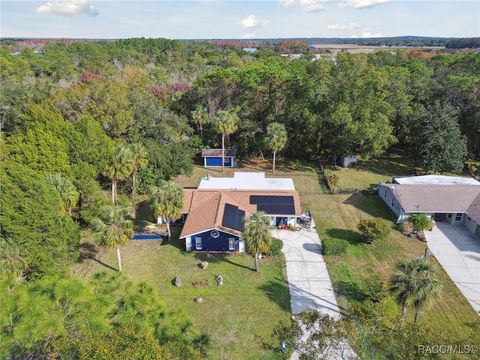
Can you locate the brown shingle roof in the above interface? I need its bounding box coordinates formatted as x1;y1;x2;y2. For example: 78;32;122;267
179;189;301;238
383;184;480;213
201;149;236;157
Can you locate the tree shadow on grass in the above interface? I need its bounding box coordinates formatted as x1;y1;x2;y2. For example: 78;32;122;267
258;277;292;313
326;228;363;245
92;258;118;272
333;281;369;303
78;242;98;263
343;193;394;221
134;200;154;230
193;252;256;272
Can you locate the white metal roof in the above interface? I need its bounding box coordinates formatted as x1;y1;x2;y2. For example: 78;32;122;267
198;172;296;191
393;175;480;186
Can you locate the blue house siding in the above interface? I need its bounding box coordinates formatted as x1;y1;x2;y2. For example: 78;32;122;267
192;230;240;252
204;156;234;167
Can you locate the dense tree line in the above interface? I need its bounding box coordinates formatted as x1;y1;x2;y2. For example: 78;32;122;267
181;50;478;171
0;38;478;358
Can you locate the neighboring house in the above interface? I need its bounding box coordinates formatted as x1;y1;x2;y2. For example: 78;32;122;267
179;172;302;252
201;149;236;168
379;175;480;237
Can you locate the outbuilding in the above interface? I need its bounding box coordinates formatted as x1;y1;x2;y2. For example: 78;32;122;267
201;149;236;168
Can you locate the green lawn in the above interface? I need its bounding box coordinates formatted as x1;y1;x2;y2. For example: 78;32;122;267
73;157;478;358
329;153;414;191
180;158;478;340
73;222;290;360
310;158;479;343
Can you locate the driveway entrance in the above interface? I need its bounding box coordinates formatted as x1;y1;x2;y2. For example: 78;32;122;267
273;226;341;317
425;222;480;314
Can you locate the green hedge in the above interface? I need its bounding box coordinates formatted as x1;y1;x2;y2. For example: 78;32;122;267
268;238;283;256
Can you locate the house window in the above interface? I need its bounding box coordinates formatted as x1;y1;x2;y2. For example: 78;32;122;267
384;190;387;198
391;199;395;207
195;237;202;250
455;213;463;222
228;238;235;251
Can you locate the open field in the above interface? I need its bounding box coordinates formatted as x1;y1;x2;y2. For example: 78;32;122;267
73;157;478;358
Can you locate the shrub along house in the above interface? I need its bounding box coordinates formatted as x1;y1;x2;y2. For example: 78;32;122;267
201;149;236;168
179;172;301;252
379;175;480;237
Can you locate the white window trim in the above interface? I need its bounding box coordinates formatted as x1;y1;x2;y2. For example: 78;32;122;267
195;237;202;250
228;238;235;251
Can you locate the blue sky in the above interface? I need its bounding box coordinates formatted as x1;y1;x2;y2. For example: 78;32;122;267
1;1;479;39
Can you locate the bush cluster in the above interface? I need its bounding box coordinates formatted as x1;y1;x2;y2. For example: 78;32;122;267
357;218;390;244
268;238;284;256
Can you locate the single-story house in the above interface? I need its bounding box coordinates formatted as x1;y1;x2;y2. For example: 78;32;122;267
179;172;302;252
379;175;480;237
201;149;236;168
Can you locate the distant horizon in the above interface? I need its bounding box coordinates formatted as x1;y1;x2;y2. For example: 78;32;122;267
2;1;478;39
2;35;478;41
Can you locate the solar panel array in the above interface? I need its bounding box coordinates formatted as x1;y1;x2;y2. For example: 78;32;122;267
222;203;245;231
250;195;295;215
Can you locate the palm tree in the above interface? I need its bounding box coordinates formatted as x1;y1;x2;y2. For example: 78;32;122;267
149;181;184;240
129;143;148;197
213;110;239;172
104;144;135;204
191;105;210;139
389;257;442;321
92;205;133;272
46;173;80;215
243;212;272;272
266;122;288;173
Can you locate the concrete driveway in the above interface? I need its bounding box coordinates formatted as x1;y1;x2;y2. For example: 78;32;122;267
272;226;341;317
425;223;480;314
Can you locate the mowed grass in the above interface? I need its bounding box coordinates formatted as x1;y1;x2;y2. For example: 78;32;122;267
309;159;478;341
73;162;293;360
329;153;414;191
178;158;478;339
73;157;478;358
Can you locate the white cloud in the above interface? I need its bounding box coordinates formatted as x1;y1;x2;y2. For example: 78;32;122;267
361;31;382;37
279;0;329;12
242;33;256;39
340;0;390;9
37;0;98;17
327;22;360;31
352;31;383;38
239;15;268;28
300;0;328;12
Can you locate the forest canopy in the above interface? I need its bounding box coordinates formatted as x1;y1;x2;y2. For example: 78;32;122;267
0;37;479;359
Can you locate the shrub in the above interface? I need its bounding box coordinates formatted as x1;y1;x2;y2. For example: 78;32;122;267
357;219;390;244
323;238;348;256
328;173;340;191
409;214;432;231
268;238;283;256
398;220;414;236
324;169;340;193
